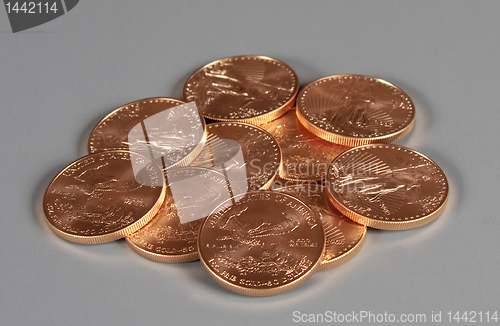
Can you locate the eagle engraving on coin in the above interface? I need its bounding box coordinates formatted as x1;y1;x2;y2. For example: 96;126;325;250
198;191;324;295
218;206;300;247
51;198;135;228
66;162;142;199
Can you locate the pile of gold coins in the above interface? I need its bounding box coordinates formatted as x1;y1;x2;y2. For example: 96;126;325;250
43;55;448;296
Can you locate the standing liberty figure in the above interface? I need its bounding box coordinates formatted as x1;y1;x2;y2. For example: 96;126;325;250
325;82;394;129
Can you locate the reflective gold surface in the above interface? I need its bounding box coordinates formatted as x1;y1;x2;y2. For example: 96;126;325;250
183;55;298;125
264;109;349;181
88;97;206;170
275;184;366;271
190;122;281;190
198;190;324;296
297;75;415;146
126;167;236;263
43;151;166;244
326;144;448;230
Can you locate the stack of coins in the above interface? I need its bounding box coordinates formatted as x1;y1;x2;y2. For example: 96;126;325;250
43;55;448;296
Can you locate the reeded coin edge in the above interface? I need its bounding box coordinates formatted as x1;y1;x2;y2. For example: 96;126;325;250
183;55;299;125
43;151;167;244
325;145;449;231
326;195;447;231
277;169;326;182
45;189;165;244
205;101;295;126
317;227;366;272
125;237;200;263
297;109;415;146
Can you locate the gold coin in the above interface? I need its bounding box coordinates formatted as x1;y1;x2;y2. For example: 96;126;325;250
271;177;322;189
88;97;206;171
263;109;349;181
126;167;238;263
326;144;448;230
275;184;366;271
190;122;281;190
296;75;415;146
43;151;166;244
183;55;298;125
198;190;325;296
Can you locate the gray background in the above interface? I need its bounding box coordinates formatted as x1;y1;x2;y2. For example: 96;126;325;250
1;1;497;325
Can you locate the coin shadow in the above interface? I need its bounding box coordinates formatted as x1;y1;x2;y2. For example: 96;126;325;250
311;241;373;290
186;275;331;310
119;250;327;306
179;255;368;311
116;245;236;297
175;260;234;295
32;166;129;261
116;240;204;276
